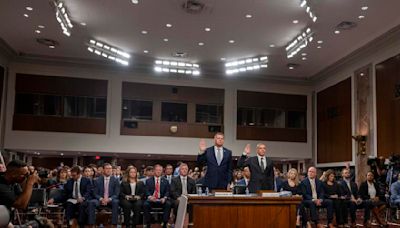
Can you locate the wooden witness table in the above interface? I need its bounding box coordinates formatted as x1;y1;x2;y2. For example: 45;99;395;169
188;195;302;228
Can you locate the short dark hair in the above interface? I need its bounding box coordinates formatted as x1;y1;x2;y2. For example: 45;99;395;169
166;164;173;168
145;166;154;172
7;160;27;170
103;163;112;168
70;166;81;174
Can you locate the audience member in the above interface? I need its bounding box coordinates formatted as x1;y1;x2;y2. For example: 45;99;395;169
322;169;346;227
164;164;174;184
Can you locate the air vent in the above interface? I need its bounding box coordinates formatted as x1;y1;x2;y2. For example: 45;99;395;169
36;38;59;47
336;21;357;30
181;0;205;14
172;52;188;58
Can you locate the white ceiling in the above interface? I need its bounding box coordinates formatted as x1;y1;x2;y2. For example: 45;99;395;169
1;0;400;79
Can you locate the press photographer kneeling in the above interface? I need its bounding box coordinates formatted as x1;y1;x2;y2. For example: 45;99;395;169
0;160;53;227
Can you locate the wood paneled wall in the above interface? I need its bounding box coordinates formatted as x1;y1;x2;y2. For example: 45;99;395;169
236;90;307;142
121;82;224;138
317;78;352;163
13;74;107;134
376;54;400;158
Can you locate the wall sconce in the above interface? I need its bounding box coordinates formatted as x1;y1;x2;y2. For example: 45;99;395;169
352;135;367;155
170;125;178;134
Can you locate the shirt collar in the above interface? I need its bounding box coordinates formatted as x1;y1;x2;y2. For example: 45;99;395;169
214;146;223;151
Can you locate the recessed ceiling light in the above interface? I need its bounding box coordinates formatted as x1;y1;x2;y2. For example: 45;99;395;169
38;25;45;29
49;45;55;49
80;22;87;26
289;66;294;70
360;73;365;76
35;30;41;34
292;20;299;24
229;40;235;44
23;14;29;18
334;30;340;34
245;14;252;18
361;6;368;11
163;38;169;42
26;6;33;11
143;50;149;53
317;40;323;44
317;46;322;49
204;27;211;32
301;53;307;56
220;58;226;61
198;42;204;46
166;24;172;28
302;57;307;61
358;15;365;19
132;0;139;4
269;44;275;48
141;30;148;34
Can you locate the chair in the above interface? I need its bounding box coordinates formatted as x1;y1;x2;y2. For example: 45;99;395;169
45;188;65;226
175;195;188;228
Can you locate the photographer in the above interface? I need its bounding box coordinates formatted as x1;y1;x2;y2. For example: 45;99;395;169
0;160;39;225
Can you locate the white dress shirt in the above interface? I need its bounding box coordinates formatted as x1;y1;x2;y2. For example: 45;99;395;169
257;155;266;170
129;182;136;195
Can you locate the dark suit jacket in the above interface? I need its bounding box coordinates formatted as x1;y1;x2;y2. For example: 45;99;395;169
145;176;170;199
170;176;196;200
337;179;359;199
93;176;120;201
359;181;382;200
119;181;145;200
197;146;232;190
237;155;274;192
300;178;325;201
56;177;92;202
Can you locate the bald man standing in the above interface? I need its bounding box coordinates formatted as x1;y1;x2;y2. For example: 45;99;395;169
237;143;274;193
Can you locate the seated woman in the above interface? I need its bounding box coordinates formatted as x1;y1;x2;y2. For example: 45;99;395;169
280;168;301;226
119;166;144;228
359;171;386;226
322;169;347;227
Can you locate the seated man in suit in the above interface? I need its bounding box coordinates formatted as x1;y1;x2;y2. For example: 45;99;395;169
170;163;196;223
87;163;120;227
300;167;334;228
337;167;362;227
48;166;92;227
143;164;172;228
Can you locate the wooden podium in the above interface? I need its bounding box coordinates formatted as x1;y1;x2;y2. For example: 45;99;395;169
188;195;302;228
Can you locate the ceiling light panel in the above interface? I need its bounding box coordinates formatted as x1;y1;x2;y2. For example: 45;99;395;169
54;1;73;36
154;59;200;76
299;0;317;22
87;39;130;66
286;27;314;58
225;56;268;75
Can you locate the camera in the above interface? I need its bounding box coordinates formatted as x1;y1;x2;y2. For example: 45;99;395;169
37;170;48;178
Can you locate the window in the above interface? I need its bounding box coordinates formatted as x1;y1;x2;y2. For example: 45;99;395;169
161;102;187;122
42;95;62;116
15;93;61;116
287;111;306;129
237;107;285;128
15;93;37;115
64;96;86;117
87;97;107;118
196;104;223;124
122;99;153;120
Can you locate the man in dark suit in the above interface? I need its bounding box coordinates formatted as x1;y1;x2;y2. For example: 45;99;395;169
143;164;172;228
48;166;92;227
170;163;196;222
197;132;232;190
337;167;361;227
237;143;274;193
87;163;120;226
164;164;174;185
300;166;334;228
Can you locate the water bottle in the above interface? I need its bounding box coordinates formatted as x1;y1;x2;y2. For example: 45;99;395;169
197;186;202;195
245;187;250;195
205;187;209;196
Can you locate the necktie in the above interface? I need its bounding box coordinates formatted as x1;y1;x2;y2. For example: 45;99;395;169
154;178;160;199
217;148;222;165
182;177;187;195
260;157;265;171
74;181;79;199
104;178;109;199
311;179;317;200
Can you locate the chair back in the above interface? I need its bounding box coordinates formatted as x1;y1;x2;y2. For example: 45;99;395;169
29;188;46;207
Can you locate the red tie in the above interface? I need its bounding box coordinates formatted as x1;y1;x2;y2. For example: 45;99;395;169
154;178;160;199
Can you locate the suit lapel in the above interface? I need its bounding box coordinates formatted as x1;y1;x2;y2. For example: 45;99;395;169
253;157;263;173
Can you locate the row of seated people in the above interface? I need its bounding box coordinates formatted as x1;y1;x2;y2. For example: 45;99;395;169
47;163;196;228
278;167;388;228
